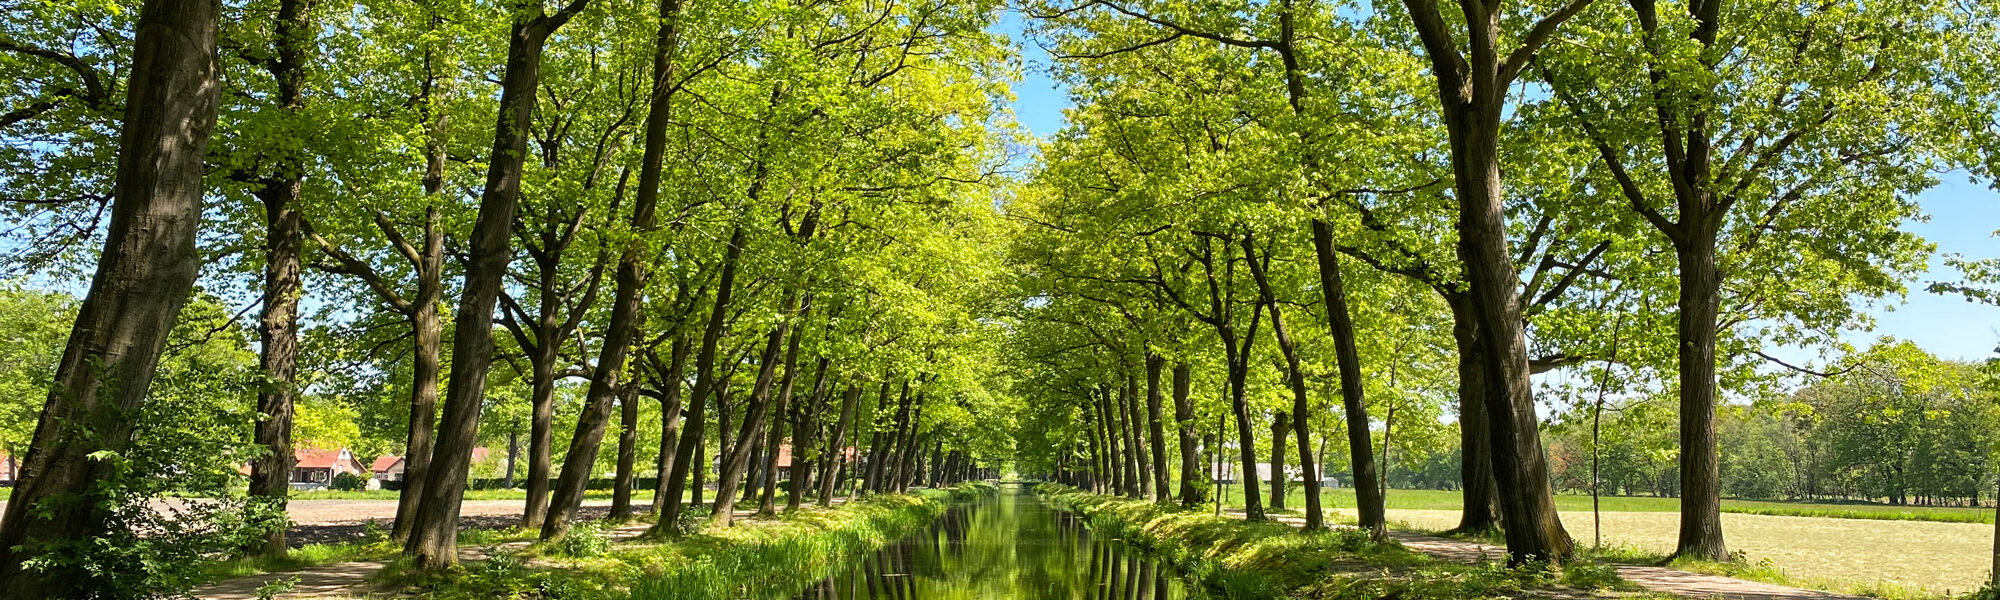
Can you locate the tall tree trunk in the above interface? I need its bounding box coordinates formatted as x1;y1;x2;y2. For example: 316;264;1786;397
0;0;219;589
651;335;691;515
521;255;566;529
818;382;865;507
539;0;678;540
1308;221;1383;536
1445;295;1500;534
1085;399;1106;493
892;397;926;493
610;380;641;520
1095;385;1123;496
1243;232;1320;528
1172;363;1203;507
760;293;812;514
872;379;914;493
788;356;831;511
1674;234;1727;560
406;0;593;567
710;298;794;526
1118;375;1145;498
391;209;445;544
654;224;746;535
1269;410;1289;511
246;0;314;557
1145;354;1170;502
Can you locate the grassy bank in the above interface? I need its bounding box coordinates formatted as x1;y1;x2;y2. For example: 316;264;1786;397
1209;486;1994;524
1036;483;1647;599
381;481;997;600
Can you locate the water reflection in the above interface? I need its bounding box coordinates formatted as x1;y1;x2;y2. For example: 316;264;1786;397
793;484;1196;599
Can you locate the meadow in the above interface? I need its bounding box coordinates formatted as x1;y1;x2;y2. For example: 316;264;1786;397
1206;486;1995;596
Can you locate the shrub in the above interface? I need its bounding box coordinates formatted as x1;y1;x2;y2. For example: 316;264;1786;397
550;522;610;558
668;506;712;537
331;471;369;492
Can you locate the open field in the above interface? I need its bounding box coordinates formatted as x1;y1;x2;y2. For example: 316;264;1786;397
1201;485;1994;595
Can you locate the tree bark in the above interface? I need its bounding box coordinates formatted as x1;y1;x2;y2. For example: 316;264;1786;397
818;382;865;507
1673;233;1727;560
650;335;691;515
610;379;641;520
758;307;810;516
0;0;218;590
1308;221;1384;536
1171;363;1203;507
1399;0;1581;564
1145;353;1171;502
1269;410;1289;511
245;0;314;557
405;0;595;566
1243;232;1322;528
709;297;794;526
1118;375;1145;498
1445;294;1500;534
788;356;832;511
653;224;746;535
539;0;678;540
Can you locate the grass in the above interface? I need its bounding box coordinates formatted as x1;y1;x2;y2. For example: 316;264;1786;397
1037;483;1652;600
369;482;997;600
1206;486;1995;524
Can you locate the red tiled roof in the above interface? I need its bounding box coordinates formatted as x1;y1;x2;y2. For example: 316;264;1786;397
774;443;856;468
294;448;346;469
370;456;403;472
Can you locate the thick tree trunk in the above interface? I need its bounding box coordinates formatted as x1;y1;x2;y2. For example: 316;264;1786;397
539;0;678;539
610;380;641;520
1145;354;1171;502
1674;235;1727;560
651;335;691;515
1445;295;1500;534
817;382;865;507
1171;363;1203;507
1443;100;1574;563
1308;221;1383;536
654;224;745;535
246;0;313;557
0;0;219;589
1085;399;1106;493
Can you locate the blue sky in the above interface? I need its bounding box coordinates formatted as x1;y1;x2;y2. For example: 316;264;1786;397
994;12;2000;363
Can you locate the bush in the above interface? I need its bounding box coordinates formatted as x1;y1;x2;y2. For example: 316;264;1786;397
668;506;711;537
331;472;369;492
550;522;610;558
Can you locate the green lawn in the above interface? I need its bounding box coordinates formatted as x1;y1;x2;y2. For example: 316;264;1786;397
1200;485;1994;524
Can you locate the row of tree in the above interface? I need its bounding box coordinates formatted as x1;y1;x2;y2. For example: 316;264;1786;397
0;0;1023;595
1006;0;2000;567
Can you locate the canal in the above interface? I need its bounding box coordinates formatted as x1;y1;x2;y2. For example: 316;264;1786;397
793;484;1200;599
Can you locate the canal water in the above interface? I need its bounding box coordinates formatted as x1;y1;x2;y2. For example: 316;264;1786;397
793;484;1200;599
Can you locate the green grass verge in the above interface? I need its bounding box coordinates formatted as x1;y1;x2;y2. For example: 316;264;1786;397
372;482;996;600
1036;483;1655;600
1207;486;1995;524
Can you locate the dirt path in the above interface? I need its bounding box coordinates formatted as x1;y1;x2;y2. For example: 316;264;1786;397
193;499;854;600
1236;510;1865;600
